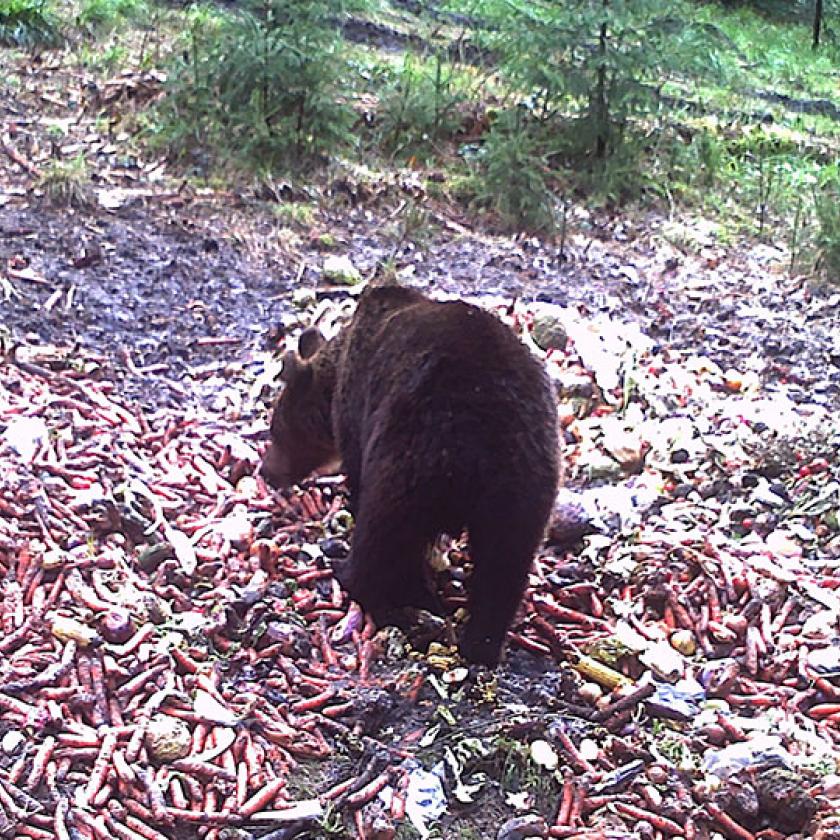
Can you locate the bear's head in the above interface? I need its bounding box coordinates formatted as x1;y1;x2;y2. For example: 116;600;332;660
260;328;340;489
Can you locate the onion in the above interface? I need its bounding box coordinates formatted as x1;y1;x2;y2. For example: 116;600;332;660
99;608;135;644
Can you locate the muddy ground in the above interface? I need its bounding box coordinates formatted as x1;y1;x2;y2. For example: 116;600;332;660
4;187;839;416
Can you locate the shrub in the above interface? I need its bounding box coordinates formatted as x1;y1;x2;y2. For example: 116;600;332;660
465;110;555;233
38;155;95;208
0;0;62;48
154;0;359;170
76;0;148;33
813;169;840;281
468;0;726;160
375;52;471;159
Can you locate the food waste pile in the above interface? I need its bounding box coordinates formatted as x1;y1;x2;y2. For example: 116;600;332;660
1;297;840;840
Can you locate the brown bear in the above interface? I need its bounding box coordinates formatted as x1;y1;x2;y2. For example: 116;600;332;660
261;285;559;665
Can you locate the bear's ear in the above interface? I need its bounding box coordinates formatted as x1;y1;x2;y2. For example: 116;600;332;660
280;350;302;383
298;328;325;360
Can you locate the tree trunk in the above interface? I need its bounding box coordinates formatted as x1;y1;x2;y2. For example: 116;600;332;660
813;0;823;49
594;1;609;158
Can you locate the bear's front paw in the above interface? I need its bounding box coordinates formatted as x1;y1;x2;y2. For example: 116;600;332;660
331;559;374;609
371;607;446;653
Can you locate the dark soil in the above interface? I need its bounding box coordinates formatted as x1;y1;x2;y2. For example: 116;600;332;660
3;191;839;416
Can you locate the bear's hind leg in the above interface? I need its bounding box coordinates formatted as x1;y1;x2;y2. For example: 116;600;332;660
460;500;550;666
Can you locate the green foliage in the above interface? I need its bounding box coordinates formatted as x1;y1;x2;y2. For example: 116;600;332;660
76;0;148;32
0;0;62;48
153;0;358;170
77;41;130;71
813;168;840;282
38;155;95;208
375;52;471;159
719;0;814;23
463;110;555;233
467;0;726;160
654;119;836;260
316;801;346;835
588;136;664;204
272;201;317;226
686;130;726;188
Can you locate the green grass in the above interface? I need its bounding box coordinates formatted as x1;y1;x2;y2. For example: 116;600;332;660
697;3;840;98
5;0;837;274
37;155;95;208
76;0;149;32
272;201;317;226
78;40;129;70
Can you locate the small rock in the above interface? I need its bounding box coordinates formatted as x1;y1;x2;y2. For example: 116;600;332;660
264;620;312;659
582;451;624;481
641;640;685;682
367;807;395;840
579;738;600;762
808;645;840;675
1;730;25;754
578;681;603;703
235;474;259;497
2;416;49;462
699;658;740;697
601;426;646;472
765;529;802;558
531;314;568;352
554;372;595;399
556;403;578;428
752;484;787;508
671;482;695;499
547;502;596;550
138;592;171;624
822;774;840;799
323;255;362;285
40;548;67;571
768;481;789;500
754;766;818;832
697;480;719;499
670;448;690;464
291;287;317;309
320;537;350;559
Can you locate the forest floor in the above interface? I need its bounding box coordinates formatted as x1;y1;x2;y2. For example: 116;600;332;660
2;46;840;840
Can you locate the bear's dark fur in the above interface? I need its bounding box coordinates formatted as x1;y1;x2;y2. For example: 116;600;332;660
261;285;559;665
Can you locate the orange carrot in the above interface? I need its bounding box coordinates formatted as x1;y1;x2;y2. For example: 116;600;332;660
81;730;117;806
25;736;56;792
239;778;286;817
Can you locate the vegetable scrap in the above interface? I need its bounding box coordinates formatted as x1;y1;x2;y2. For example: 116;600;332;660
1;295;839;840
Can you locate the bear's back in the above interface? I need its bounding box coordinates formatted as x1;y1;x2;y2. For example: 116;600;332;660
334;287;559;516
